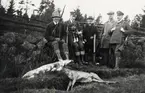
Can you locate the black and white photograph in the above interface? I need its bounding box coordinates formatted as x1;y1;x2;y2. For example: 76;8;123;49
0;0;145;93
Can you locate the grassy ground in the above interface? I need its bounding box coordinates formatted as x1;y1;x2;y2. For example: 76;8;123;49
1;64;145;93
11;74;145;93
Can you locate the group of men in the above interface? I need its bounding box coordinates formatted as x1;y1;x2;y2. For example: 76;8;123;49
44;9;133;69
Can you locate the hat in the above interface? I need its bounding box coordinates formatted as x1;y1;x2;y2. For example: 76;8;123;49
117;11;124;16
87;16;94;20
52;10;61;18
70;11;76;17
107;11;114;15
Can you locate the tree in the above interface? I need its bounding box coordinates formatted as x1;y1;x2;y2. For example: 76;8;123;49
95;14;102;24
73;7;84;22
124;15;130;24
131;14;142;28
7;0;15;16
141;6;145;28
39;0;55;23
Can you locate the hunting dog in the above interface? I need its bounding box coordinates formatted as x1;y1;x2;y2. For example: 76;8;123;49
60;67;117;91
22;60;73;79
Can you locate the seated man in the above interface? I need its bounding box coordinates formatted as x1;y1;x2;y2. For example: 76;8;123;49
83;16;98;65
44;10;69;61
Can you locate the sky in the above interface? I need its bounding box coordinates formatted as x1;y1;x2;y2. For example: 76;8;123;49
1;0;145;22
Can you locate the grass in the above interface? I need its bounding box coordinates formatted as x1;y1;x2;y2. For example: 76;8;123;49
10;74;145;93
1;65;145;93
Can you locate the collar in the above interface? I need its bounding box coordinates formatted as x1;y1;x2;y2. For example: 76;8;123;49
53;21;58;25
117;18;123;23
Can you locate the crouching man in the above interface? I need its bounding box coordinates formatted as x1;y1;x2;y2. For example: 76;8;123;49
67;11;86;65
44;10;69;61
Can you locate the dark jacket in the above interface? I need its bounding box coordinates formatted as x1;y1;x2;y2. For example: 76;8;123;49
83;24;98;44
67;21;82;45
110;20;132;44
45;22;66;42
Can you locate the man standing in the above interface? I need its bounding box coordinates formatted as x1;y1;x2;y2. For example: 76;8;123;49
67;11;85;65
83;16;98;65
45;10;69;61
100;11;116;67
110;11;132;69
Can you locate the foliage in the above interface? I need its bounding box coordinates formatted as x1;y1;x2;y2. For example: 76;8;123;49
39;0;55;23
121;37;145;68
7;0;15;16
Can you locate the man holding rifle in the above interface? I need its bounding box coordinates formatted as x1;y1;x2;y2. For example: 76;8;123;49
45;10;69;61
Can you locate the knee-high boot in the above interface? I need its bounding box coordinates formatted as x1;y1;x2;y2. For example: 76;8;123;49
75;52;82;65
55;50;63;61
80;51;87;64
115;57;121;69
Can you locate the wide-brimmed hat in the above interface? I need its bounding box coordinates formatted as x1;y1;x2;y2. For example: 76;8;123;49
52;10;61;18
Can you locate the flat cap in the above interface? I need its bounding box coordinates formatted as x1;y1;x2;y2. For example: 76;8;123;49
117;11;124;16
107;11;114;15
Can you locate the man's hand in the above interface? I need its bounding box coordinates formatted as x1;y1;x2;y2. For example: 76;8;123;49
120;27;125;32
61;39;65;43
55;38;60;41
90;36;94;39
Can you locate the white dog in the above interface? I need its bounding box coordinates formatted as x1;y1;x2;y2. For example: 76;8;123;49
60;68;117;91
22;60;72;79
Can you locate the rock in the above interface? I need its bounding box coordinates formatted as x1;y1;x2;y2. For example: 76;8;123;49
22;41;36;50
3;32;16;44
37;38;47;49
32;32;44;41
14;54;26;64
25;35;37;44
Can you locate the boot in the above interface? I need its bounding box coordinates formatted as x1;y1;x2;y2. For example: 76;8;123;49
55;50;63;61
115;57;121;70
81;55;88;65
76;56;83;65
64;52;69;60
75;52;83;65
80;51;87;64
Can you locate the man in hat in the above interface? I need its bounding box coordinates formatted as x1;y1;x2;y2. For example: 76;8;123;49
109;11;132;69
67;11;85;65
45;10;69;61
100;11;116;67
83;16;98;65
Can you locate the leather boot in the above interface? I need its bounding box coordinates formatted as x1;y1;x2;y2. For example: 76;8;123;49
75;52;82;65
64;52;69;60
55;50;63;61
115;57;120;70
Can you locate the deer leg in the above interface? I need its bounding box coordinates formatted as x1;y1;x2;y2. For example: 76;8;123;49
70;79;76;91
67;80;72;91
92;79;117;84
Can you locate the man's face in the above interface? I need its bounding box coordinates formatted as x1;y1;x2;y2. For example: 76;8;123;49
117;15;123;21
53;17;61;23
87;19;93;25
70;15;76;21
108;14;114;20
